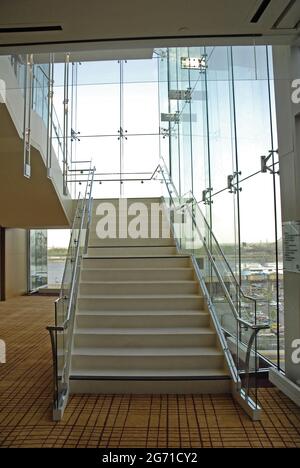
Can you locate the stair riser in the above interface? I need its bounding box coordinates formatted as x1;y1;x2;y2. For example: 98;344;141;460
76;314;210;329
77;297;204;311
74;334;216;348
70;355;224;371
70;380;231;394
89;221;171;233
88;238;175;247
92;198;163;209
81;269;195;282
79;282;199;296
91;208;166;221
82;257;191;269
87;246;177;257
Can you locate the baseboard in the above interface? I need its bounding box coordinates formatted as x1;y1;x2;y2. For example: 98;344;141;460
269;368;300;407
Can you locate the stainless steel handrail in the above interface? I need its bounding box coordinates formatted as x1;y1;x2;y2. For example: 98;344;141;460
67;165;161;184
159;158;268;332
182;190;257;305
47;166;95;415
158;158;269;404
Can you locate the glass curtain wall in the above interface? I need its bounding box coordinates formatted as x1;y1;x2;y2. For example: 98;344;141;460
158;46;284;370
52;57;161;199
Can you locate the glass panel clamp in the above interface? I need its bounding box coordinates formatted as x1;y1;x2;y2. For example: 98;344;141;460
261;150;279;175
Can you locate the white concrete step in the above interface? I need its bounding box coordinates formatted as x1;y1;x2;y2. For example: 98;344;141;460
80;268;195;282
82;256;191;269
69;369;231;394
79;280;199;296
88;238;175;247
87;246;177;257
71;368;229;379
70;347;225;371
77;294;204;311
74;327;216;348
76;310;210;329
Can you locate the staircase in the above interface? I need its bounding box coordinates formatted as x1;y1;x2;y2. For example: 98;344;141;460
69;197;231;394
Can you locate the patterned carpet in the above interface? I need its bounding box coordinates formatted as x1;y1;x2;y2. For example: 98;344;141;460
0;295;299;448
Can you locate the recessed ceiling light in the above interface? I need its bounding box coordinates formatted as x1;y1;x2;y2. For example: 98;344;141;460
178;26;189;33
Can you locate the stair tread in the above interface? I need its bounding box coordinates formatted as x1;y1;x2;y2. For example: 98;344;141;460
80;280;197;285
77;310;208;316
82;268;193;271
72;347;222;356
74;327;215;335
88;246;175;248
84;255;190;259
70;369;229;378
88;245;175;249
78;294;203;299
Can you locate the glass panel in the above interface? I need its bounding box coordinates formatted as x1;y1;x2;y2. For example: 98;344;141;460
122;135;159;198
29;230;48;291
76;82;120;136
158;51;170;170
32;63;50;125
157;45;283;408
179;112;192;195
233;48;273;178
239;172;284;368
123;58;158;84
206;48;236;194
190;71;209;201
123;135;159;173
77;60;120;86
47;229;70;288
123;82;159;135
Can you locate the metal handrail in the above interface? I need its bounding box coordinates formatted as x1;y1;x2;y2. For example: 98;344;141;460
49;168;95;332
67;165;161;184
158;158;270;406
182;190;257;305
47;166;95;416
158;157;268;333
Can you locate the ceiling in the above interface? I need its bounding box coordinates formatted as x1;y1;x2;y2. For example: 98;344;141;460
0;0;300;57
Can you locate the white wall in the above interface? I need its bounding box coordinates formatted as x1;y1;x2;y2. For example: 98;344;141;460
273;45;300;385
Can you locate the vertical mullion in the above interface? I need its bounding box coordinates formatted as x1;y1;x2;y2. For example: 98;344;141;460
230;47;242;288
63;53;70;195
47;53;54;178
119;60;124;198
188;48;194;195
266;46;281;370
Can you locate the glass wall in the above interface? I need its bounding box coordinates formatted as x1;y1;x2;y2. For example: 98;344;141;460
158;46;284;370
52;58;161;199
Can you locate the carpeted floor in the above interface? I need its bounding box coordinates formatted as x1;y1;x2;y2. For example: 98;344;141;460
0;295;299;448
